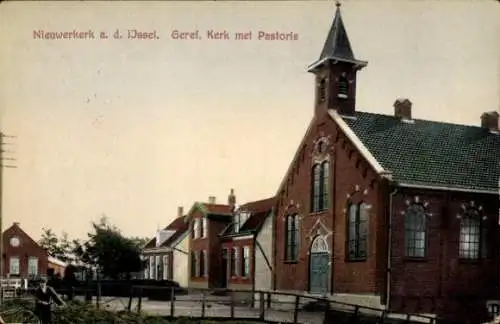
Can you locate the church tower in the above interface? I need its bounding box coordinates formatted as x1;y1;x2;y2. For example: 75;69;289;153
308;2;367;116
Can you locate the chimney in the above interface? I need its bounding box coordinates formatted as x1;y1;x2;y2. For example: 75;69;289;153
177;206;184;218
228;188;236;207
393;98;412;120
480;111;499;133
208;196;216;204
13;222;20;227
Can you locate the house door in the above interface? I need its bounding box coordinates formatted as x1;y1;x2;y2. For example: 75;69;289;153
309;236;330;295
220;249;228;288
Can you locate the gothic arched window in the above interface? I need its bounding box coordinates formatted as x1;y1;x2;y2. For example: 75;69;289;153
347;202;368;260
285;214;300;261
311;160;330;212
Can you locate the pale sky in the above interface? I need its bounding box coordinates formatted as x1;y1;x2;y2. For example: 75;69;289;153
0;1;498;241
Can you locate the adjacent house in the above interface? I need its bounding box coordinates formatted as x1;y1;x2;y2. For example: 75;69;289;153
270;3;500;323
142;209;189;286
2;222;49;279
219;197;275;300
48;256;67;277
187;191;235;289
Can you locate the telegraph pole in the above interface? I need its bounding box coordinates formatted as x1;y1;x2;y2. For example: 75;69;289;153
0;132;17;303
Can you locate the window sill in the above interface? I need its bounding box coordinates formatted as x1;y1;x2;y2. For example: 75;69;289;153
309;210;329;216
458;258;481;264
403;257;427;262
346;257;366;263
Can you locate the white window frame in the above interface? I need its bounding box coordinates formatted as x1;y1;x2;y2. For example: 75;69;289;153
28;256;39;276
242;246;250;278
193;219;200;239
155;255;161;280
232;247;240;277
203;249;208;276
202;218;208;238
9;256;20;275
149;256;154;279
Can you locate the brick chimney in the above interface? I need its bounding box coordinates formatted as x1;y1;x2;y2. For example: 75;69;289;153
393;98;412;120
177;206;184;218
208;196;216;204
480;111;499;133
228;188;236;207
13;222;20;227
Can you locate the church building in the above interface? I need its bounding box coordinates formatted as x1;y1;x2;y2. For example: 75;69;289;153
271;3;500;323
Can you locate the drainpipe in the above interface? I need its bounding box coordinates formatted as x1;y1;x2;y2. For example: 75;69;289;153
386;184;398;309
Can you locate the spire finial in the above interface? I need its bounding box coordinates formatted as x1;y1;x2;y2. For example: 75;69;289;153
335;1;341;8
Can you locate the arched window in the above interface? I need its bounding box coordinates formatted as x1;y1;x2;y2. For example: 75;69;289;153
347;202;368;260
459;207;482;260
318;78;326;102
311;164;321;212
338;75;348;99
321;161;329;209
285;214;300;261
311;161;330;213
404;204;426;258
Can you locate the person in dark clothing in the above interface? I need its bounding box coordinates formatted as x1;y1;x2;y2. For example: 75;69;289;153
34;278;65;324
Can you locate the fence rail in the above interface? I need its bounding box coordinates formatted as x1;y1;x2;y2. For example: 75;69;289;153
19;285;440;324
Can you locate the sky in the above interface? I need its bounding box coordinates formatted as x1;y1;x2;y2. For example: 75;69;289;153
0;0;498;241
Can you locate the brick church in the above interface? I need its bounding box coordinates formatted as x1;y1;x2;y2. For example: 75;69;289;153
271;3;500;323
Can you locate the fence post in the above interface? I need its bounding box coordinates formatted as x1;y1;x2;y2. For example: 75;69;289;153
405;313;412;323
259;291;265;320
379;310;386;324
201;291;206;318
351;305;360;323
127;286;134;312
266;292;271;308
322;300;331;324
170;287;175;318
293;295;300;323
137;287;143;314
230;290;235;318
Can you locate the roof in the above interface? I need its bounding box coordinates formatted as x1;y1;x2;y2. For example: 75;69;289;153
186;202;234;221
221;197;276;236
160;218;189;248
341;111;500;193
308;3;367;71
143;215;188;249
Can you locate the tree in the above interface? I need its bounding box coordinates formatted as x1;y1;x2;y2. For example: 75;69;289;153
73;216;145;279
38;228;74;262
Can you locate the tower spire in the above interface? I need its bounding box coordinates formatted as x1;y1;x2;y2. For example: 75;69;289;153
308;2;367;72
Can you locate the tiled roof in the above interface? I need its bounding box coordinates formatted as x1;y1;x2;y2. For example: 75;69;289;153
342;111;500;193
160;217;189;248
203;203;233;215
143;215;188;249
221;197;275;236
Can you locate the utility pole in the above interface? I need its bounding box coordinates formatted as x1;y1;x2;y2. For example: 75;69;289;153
0;132;17;303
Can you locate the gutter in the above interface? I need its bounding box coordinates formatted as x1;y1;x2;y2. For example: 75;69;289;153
385;183;398;309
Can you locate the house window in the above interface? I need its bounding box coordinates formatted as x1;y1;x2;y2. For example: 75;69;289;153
202;218;208;238
149;256;154;279
9;257;20;275
404;204;427;258
311;161;329;212
200;250;207;276
242;246;250;277
155;255;162;280
318;78;326;102
190;252;197;277
338;75;348;98
347;203;368;260
192;219;200;239
28;257;39;277
459;208;482;260
230;248;239;277
163;255;170;280
285;214;300;261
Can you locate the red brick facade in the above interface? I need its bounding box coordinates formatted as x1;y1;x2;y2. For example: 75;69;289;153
2;222;49;278
221;237;253;288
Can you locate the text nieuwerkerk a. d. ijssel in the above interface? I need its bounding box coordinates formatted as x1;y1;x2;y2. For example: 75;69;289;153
32;28;300;41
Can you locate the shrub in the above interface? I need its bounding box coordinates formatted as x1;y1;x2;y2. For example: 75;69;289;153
0;299;266;324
